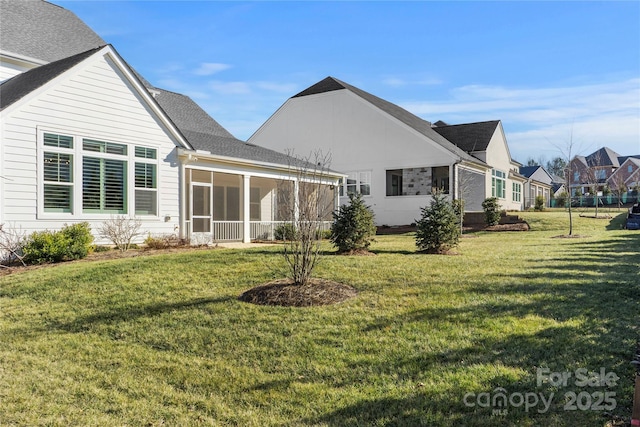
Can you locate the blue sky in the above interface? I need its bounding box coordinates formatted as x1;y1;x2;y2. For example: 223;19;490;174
56;1;640;163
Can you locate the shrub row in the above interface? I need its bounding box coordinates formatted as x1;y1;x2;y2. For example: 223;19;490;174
22;222;93;265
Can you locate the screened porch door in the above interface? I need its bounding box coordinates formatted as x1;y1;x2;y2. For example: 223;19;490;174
191;183;212;239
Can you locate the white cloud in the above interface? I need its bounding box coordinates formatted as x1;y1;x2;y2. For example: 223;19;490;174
208;80;252;95
194;63;232;76
382;76;442;87
255;81;299;93
399;78;640;161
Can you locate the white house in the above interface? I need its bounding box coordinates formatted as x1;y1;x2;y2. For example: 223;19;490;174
518;165;554;208
249;76;526;225
0;1;342;244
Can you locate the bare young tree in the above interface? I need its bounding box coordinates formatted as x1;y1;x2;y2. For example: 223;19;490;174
608;173;628;211
277;150;336;286
98;215;143;252
0;223;26;267
581;149;606;218
552;129;579;236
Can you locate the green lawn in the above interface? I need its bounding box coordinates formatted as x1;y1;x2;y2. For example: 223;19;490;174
1;211;638;426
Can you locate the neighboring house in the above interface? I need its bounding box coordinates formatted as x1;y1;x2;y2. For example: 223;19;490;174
607;156;640;197
518;165;553;208
549;174;566;198
249;76;525;225
568;147;622;196
431;120;526;212
0;1;342;244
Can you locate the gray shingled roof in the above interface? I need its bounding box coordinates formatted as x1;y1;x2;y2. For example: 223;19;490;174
152;87;324;168
0;47;102;110
292;77;487;167
0;0;105;63
585;147;622;168
152;89;235;140
519;165;541;179
432;120;501;153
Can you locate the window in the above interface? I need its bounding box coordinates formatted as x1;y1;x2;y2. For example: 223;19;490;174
512;182;521;202
135;148;157;215
629;165;634;173
82;156;127;213
40;131;159;216
573;171;580;182
341;171;371;196
492;169;506;198
43;134;74;212
595;169;606;180
431;166;449;194
386;169;403;196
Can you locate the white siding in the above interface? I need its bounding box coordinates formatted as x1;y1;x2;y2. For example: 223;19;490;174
484;127;522;211
0;52;181;242
250;90;459;225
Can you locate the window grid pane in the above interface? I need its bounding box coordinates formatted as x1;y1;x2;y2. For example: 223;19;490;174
44;184;72;213
135;189;157;215
44;133;73;149
135;146;157;159
83;139;127;155
83;156;127;213
44;152;72;183
135;162;156;189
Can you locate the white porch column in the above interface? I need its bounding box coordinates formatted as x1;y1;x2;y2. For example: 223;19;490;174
178;160;186;240
450;163;456;200
294;179;300;223
243;174;251;243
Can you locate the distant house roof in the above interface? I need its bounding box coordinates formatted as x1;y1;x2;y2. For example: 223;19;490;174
519;165;554;186
0;47;103;110
552;183;565;194
0;0;105;63
519;165;542;179
550;173;565;183
432;120;501;153
585;147;622;168
292;76;487;167
618;155;640;164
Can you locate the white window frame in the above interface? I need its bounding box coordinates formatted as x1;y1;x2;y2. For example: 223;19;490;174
512;182;522;202
134;146;159;216
491;169;506;199
341;170;372;197
41;133;75;214
37;128;160;219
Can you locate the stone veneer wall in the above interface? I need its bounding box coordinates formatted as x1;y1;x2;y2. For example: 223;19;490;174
403;168;432;196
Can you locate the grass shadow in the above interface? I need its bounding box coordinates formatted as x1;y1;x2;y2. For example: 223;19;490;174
49;296;233;333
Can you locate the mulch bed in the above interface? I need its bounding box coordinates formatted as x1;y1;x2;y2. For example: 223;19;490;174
333;248;376;256
484;223;530;232
0;245;216;277
238;278;358;307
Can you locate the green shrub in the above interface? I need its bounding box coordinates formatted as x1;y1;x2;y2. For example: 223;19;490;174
23;222;93;264
534;195;545;211
60;222;93;260
330;193;376;253
274;223;296;241
92;245;111;253
415;192;460;253
482;197;501;226
554;191;568;208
